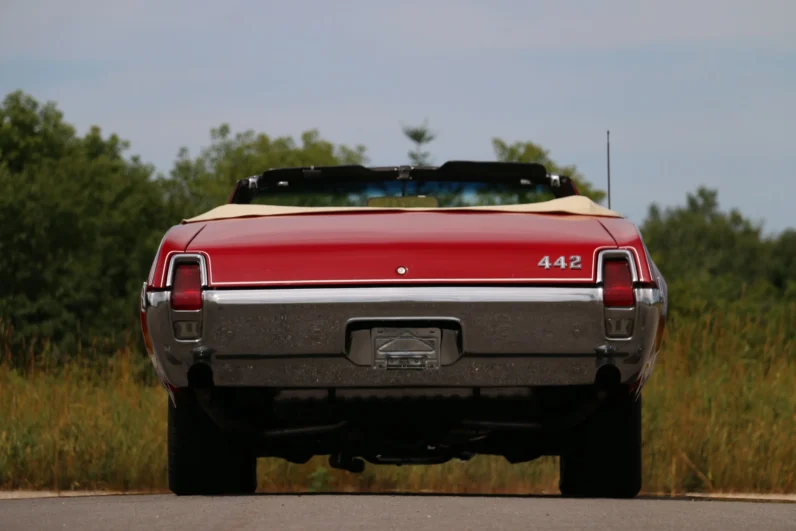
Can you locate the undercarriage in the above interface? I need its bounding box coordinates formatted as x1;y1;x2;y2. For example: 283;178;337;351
178;359;627;470
168;365;642;499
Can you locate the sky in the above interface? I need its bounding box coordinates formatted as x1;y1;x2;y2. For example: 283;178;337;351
1;0;794;232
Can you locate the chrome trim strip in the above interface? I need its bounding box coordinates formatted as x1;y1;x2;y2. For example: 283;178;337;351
140;282;148;312
165;253;209;288
211;277;599;286
203;286;605;305
147;291;170;308
595;249;639;283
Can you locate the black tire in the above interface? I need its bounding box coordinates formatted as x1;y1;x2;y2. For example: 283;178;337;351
167;391;257;495
559;392;642;498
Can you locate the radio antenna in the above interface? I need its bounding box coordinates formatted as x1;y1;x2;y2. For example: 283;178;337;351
606;130;612;209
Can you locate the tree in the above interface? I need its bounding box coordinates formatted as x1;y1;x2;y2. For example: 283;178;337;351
640;187;792;315
402;120;436;166
0;94;373;355
491;138;606;203
0;91;175;353
0;91;77;174
165;125;368;217
769;229;796;298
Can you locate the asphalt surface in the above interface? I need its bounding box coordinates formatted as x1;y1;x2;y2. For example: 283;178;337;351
1;494;794;530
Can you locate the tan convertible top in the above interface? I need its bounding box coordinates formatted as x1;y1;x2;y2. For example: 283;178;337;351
182;195;623;224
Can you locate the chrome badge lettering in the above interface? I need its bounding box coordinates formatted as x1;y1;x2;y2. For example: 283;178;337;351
538;255;582;270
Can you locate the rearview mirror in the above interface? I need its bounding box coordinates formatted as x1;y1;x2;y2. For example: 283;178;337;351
367;196;439;208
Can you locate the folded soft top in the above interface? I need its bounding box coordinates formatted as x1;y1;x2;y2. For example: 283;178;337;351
182;195;622;224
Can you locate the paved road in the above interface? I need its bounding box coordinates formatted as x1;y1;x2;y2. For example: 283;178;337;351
1;494;793;530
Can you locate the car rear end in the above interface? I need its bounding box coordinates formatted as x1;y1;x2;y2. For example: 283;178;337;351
145;249;662;392
140;162;667;498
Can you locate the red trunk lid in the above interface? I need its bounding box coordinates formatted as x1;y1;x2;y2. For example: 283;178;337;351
187;212;618;287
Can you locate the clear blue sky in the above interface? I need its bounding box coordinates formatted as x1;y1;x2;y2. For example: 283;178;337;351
1;0;794;232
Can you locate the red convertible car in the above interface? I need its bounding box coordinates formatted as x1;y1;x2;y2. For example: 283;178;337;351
140;161;667;498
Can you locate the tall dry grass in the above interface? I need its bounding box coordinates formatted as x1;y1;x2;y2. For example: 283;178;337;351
1;304;793;494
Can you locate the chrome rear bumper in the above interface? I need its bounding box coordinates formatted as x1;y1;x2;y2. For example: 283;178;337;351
144;286;665;388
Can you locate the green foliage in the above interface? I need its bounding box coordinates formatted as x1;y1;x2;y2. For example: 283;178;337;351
0;93;367;353
402;120;436;166
640;188;794;316
307;466;334;492
166;125;368;218
0;92;174;354
0;92;77;173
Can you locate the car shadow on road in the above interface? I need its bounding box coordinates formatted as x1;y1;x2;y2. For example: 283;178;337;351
240;491;705;502
240;492;796;503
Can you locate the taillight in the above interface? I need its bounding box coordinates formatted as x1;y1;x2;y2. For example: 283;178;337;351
603;258;634;307
171;263;202;310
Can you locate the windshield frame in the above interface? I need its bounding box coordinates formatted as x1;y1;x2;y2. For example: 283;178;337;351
229;161;579;206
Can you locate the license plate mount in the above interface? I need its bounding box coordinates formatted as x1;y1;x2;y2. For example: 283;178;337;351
372;327;441;370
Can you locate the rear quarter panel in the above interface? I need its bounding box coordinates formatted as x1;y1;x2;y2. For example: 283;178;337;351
147;223;208;290
598;217;668;367
596;218;656;285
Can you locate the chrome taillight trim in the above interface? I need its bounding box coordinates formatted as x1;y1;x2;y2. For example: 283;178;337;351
165;253;209;288
595;249;639;284
597;249;639;340
140;281;148;312
162;253;207;343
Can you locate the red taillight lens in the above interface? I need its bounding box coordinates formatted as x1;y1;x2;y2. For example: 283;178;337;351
171;264;202;310
603;259;635;307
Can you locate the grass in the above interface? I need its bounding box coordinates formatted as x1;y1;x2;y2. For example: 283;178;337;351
0;304;793;495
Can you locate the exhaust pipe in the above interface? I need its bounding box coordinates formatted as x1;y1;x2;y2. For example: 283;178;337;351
594;363;622;399
187;362;214;389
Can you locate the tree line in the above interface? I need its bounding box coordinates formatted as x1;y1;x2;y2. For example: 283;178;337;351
0;90;793;357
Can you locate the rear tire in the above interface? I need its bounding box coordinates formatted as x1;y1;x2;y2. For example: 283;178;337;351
168;391;257;495
559;392;642;498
